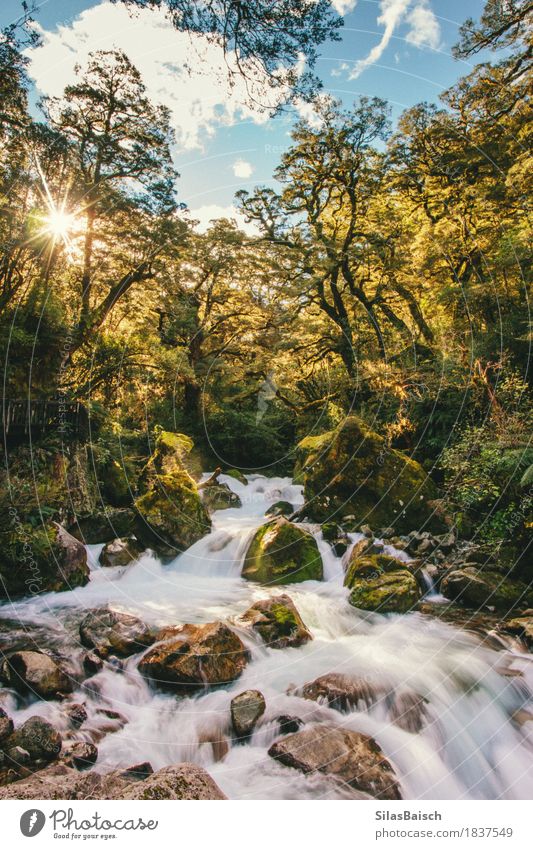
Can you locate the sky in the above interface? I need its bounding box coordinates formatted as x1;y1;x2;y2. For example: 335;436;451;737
2;0;487;232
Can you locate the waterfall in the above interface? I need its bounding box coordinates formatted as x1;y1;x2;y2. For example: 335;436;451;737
1;474;532;800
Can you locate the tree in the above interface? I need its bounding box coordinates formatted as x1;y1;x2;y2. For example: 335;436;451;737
119;0;342;103
44;49;180;348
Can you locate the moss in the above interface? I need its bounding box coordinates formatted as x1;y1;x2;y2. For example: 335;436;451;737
242;518;323;584
295;416;444;534
344;552;420;613
225;468;248;485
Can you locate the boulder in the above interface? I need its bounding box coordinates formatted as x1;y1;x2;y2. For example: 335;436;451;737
82;652;103;676
242;518;323;585
138;621;248;691
344;552;421;613
265;501;294;518
276;715;304;734
296;416;445;534
225;468;248;485
79;607;154;658
0;522;89;600
0;708;14;742
241;595;312;649
441;568;532;612
99;537;145;568
60;741;98;770
0;651;73;698
5;716;61;762
134;430;211;558
64;703;88;728
268;726;401;799
502;615;533;648
321;522;350;556
0;762;226;800
202;483;242;512
231;690;266;737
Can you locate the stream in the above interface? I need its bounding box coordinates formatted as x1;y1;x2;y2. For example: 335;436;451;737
1;474;533;799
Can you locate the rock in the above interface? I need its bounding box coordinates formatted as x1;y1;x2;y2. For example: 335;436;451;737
277;715;304;734
65;703;88;728
0;708;14;742
99;537;145;568
265;501;294;518
68;508;136;544
198;732;230;762
300;673;385;712
138;621;248;691
82;652;104;676
60;741;98;770
0;651;73;698
225;468;248;485
231;690;266;737
5;716;61;762
242;518;323;584
268;726;401;799
241;594;312;649
441;568;532;612
296;416;445;534
502;616;533;648
0;762;226;800
344;553;421;613
361;524;374;538
322;522;350;556
79;607;154;658
134;431;211;558
0;522;89;600
380;527;395;539
202;483;242;512
5;745;30;767
118;762;154;780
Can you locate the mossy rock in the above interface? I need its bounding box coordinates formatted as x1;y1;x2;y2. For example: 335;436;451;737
265;500;293;518
134;431;210;558
0;522;89;599
441;567;533;612
241;594;312;648
344;553;420;613
242;518;323;584
295;416;445;535
225;468;248;485
201;483;242;512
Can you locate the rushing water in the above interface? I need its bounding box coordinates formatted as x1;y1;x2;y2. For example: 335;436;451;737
1;474;533;799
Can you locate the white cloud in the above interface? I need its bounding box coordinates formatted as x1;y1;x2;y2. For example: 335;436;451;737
25;1;289;152
332;0;358;14
232;159;254;179
348;0;440;79
406;2;441;49
188;204;259;236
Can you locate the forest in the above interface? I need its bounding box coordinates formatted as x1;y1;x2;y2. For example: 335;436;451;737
0;0;532;803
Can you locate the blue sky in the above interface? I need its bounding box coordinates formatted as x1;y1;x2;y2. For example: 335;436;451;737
2;0;487;230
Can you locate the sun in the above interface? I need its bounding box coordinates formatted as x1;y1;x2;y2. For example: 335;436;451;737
44;208;77;241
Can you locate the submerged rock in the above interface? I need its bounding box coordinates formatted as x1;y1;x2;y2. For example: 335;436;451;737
300;673;385;712
79;607;154;658
295;416;445;534
0;651;73;698
344;552;421;613
134;430;211;558
99;537;145;568
265;501;294;518
241;594;312;649
138;621;248;691
201;483;242;512
231;690;266;738
242;518;323;584
0;762;226;800
441;568;532;612
268;726;402;799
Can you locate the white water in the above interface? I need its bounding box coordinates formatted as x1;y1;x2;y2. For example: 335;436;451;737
1;474;533;800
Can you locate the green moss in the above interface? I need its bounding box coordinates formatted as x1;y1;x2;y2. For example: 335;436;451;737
295;416;444;534
344;552;420;613
225;468;248;485
242;518;323;584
